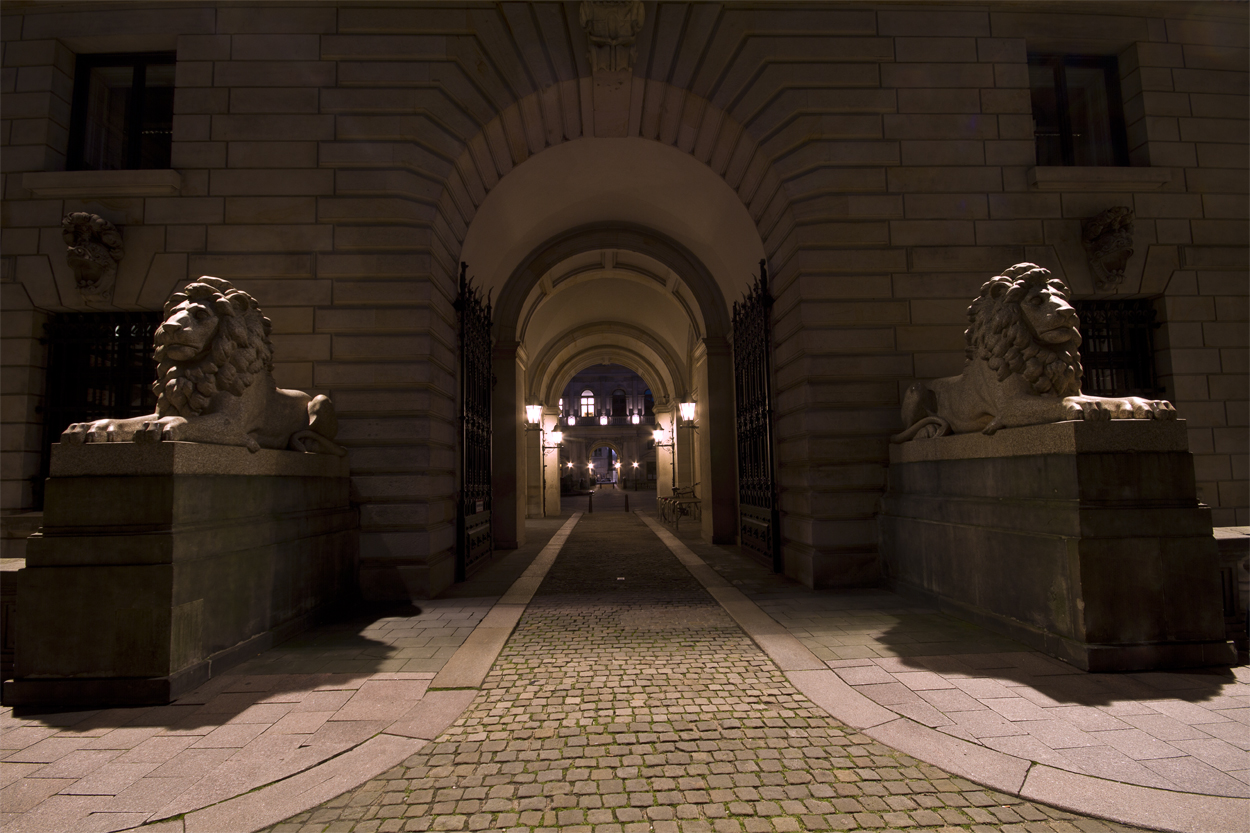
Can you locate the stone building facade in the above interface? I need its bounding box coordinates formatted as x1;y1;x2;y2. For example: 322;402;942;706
1;1;1246;598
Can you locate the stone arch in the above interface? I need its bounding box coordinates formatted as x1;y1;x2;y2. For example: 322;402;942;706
539;343;676;413
433;82;799;293
495;222;731;343
453;86;777;552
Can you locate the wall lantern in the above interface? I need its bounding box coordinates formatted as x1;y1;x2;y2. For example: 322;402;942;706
653;427;668;445
525;404;542;425
547;430;563;445
630;409;640;425
599;413;608;426
567;414;576;426
679;401;697;423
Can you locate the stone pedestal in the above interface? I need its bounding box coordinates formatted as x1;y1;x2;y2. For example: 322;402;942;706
5;443;357;706
879;420;1234;672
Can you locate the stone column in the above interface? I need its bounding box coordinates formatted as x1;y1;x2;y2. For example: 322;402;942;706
675;421;697;489
524;421;542;519
543;407;562;517
491;341;525;549
654;405;675;498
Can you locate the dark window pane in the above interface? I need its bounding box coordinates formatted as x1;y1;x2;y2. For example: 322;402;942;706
70;54;174;171
139;63;175;169
1029;63;1065;166
81;66;132;170
1066;66;1115;166
1028;54;1126;167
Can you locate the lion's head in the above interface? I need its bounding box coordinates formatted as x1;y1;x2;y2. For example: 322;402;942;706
153;277;274;418
1082;206;1134;291
62;212;124;300
965;263;1083;398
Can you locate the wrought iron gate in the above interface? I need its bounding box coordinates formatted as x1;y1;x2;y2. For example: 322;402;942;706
455;262;493;581
733;259;781;571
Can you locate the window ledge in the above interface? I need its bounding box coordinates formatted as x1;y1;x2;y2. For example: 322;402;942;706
22;169;181;198
1027;167;1172;192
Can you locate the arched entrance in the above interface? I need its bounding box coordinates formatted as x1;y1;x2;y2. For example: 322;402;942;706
459;137;766;552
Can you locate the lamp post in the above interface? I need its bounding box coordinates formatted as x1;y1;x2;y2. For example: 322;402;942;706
632;460;639;491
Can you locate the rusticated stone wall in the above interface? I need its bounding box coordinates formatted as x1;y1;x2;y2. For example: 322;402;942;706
1;3;1245;595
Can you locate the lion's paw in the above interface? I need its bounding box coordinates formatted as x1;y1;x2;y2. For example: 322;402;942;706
1127;397;1177;420
1063;397;1110;422
61;420;114;444
133;416;186;443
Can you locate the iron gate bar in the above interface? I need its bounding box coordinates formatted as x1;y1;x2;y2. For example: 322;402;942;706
733;259;781;572
455;262;493;581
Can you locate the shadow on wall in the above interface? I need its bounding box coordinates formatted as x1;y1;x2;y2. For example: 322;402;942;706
6;600;418;728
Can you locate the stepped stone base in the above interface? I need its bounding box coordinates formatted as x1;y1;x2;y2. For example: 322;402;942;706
879;420;1235;672
4;443;358;706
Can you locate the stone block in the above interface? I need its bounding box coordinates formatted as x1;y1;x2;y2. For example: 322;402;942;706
880;421;1235;671
5;443;357;706
209;169;333;196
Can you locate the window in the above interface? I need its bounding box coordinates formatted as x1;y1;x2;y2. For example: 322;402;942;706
643;389;653;415
612;389;627;416
1075;300;1161;397
580;389;595;418
37;312;161;508
1028;54;1129;167
68;52;175;171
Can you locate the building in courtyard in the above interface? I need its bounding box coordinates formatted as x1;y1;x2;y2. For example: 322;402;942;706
1;0;1246;602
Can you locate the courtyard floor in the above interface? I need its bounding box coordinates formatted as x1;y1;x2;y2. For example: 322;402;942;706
1;494;1246;833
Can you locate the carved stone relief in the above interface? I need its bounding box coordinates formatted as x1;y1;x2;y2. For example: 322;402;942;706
1081;206;1134;292
62;212;123;302
579;1;645;74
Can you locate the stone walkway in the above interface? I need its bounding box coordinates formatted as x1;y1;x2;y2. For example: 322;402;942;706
1;503;1245;833
255;512;1155;833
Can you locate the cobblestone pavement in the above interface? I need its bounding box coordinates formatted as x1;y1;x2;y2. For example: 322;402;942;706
262;512;1147;833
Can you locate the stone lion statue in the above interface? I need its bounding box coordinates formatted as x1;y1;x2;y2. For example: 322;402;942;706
63;212;123;301
891;263;1175;442
62;276;346;455
1082;206;1134;291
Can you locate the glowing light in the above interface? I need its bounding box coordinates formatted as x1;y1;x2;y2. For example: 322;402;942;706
630;409;640;425
525;404;542;424
548;431;563;445
679;402;696;422
567;415;575;426
632;462;639;468
599;414;608;425
653;428;668;444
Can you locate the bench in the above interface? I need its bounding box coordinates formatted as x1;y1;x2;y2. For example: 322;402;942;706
658;484;701;531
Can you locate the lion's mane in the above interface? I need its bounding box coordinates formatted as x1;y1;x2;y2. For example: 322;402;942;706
154;277;274;418
965;263;1082;398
